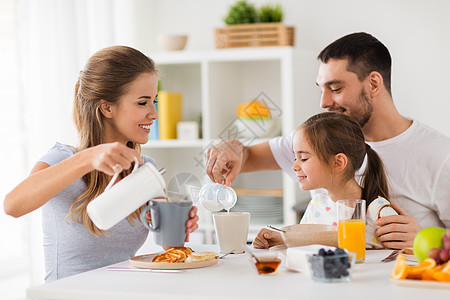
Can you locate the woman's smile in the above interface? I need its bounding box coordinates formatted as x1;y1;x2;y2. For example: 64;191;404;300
297;175;307;182
139;123;152;134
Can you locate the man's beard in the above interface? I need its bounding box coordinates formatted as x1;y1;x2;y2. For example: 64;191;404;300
353;89;373;128
328;88;373;128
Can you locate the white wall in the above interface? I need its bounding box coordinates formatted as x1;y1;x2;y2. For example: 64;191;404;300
146;0;450;136
2;0;450;296
17;0;449;162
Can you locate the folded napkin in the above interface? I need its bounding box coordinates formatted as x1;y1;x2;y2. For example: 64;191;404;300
366;197;398;249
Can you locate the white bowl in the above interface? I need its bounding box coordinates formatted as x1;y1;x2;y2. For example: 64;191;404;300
307;250;356;282
281;224;338;248
157;34;188;51
247;250;285;275
286;244;337;274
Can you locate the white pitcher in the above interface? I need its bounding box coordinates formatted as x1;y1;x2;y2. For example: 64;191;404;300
87;158;166;230
199;182;237;212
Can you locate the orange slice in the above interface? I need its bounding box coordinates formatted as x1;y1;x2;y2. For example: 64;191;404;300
407;258;436;279
442;260;450;273
433;271;450;282
391;253;408;280
422;264;445;281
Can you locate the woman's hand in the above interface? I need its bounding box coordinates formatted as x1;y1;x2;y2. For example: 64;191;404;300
185;206;199;242
90;142;144;176
252;228;283;249
4;142;144;218
145;210;152;223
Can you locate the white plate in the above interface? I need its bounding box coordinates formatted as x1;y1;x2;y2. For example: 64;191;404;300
391;278;450;289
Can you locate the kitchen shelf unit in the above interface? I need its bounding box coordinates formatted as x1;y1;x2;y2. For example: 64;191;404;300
141;46;317;243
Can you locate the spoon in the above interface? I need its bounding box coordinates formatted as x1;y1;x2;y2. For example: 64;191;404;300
266;225;286;233
219;249;235;259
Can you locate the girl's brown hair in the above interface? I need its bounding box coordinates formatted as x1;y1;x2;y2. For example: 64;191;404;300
301;112;389;206
69;46;157;235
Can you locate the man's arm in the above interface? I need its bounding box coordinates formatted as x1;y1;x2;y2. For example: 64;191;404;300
376;154;450;249
241;141;280;172
205;140;280;186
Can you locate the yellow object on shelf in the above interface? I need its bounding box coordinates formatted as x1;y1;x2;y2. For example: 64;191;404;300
236;100;271;119
158;91;182;139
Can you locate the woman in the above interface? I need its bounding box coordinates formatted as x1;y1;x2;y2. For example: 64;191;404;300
4;46;199;281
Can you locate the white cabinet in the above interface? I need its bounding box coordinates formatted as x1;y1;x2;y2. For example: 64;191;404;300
141;47;318;243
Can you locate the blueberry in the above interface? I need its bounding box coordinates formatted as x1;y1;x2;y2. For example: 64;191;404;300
311;248;352;281
340;256;349;264
330;266;341;278
335;248;346;255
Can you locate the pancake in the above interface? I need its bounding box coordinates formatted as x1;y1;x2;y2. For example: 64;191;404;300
186;251;219;262
152;246;195;263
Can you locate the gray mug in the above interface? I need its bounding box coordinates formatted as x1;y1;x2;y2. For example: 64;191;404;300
140;200;193;247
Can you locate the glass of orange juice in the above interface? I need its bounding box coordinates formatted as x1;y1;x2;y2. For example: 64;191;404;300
337;199;366;263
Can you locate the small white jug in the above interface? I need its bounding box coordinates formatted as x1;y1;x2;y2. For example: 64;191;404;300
87;157;166;230
199;182;237;212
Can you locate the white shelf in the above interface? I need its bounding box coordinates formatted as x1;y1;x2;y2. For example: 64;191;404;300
143;138;275;149
144;47;311;244
143;139;206;149
152;47;294;64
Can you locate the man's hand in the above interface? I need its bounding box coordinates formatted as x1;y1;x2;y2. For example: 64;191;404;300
252;228;284;249
204;140;245;186
375;201;421;249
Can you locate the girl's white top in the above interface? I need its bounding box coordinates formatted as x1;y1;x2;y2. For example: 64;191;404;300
300;194;396;249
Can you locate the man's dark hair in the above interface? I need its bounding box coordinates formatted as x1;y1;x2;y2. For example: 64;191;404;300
318;32;392;95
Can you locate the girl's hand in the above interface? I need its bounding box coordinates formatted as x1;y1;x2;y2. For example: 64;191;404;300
185;206;199;242
90;142;143;176
252;228;283;249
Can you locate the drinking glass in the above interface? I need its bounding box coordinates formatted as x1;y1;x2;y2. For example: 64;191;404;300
337;199;366;263
213;212;250;254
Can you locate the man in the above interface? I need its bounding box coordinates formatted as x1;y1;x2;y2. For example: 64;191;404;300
205;32;450;249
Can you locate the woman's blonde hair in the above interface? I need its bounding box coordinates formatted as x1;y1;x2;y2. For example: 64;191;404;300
300;112;389;206
68;46;157;235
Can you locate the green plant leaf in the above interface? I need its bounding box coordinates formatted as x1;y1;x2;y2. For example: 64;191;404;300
223;0;258;25
259;3;283;23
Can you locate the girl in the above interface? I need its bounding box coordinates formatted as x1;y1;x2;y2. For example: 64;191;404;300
4;46;199;281
253;112;390;248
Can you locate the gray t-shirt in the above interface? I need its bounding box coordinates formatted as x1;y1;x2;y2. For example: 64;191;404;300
39;142;157;282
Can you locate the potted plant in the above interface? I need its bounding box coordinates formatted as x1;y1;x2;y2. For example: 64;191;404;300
259;3;283;23
216;1;294;49
223;0;258;25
